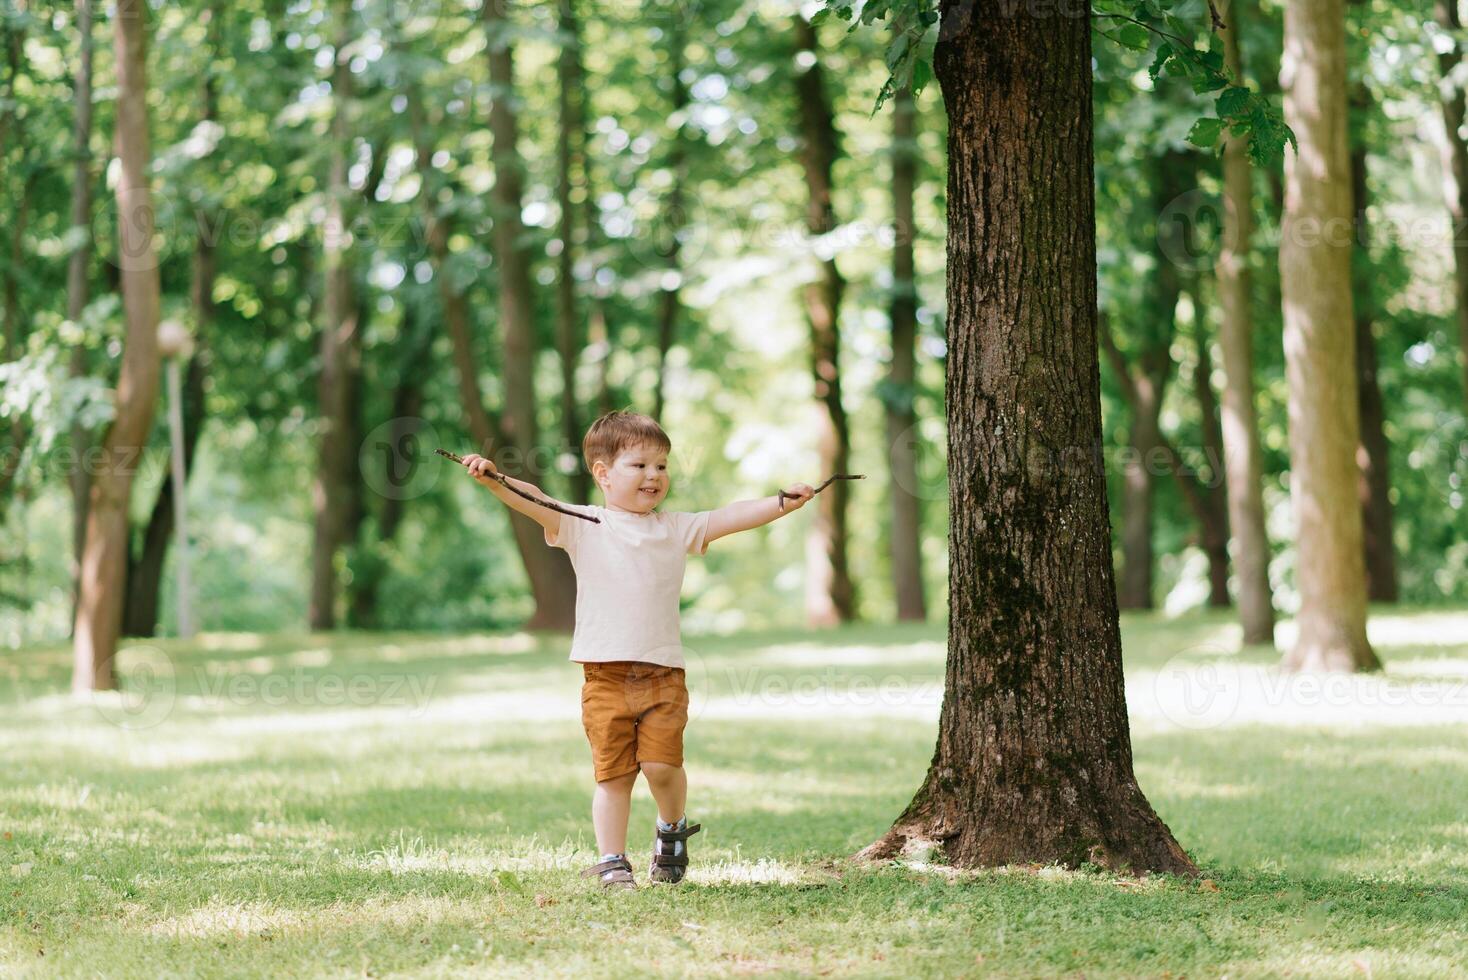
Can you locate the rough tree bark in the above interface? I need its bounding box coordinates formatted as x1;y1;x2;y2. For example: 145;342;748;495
793;15;856;627
859;1;1195;875
1278;0;1379;671
885;83;928;622
1216;0;1277;645
72;0;163;693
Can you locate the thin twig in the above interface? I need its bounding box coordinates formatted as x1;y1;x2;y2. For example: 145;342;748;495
436;448;602;523
778;474;866;512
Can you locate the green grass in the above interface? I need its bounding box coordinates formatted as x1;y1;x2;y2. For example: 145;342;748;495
4;610;1468;977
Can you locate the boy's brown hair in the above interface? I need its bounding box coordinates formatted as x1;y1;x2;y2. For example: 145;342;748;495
582;410;672;475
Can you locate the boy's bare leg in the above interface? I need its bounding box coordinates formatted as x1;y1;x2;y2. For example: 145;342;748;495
639;761;687;824
591;771;638;855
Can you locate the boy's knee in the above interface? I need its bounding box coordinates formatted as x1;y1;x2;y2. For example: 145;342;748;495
639;761;680;778
597;770;638;790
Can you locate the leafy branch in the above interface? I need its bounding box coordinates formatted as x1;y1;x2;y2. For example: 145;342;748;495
816;0;1296;165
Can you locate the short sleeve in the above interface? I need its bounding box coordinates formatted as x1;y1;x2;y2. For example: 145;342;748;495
674;510;713;557
545;506;592;554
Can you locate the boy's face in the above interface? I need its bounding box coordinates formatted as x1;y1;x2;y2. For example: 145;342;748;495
593;444;670;514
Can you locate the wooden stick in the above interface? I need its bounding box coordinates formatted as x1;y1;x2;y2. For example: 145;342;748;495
436;448;602;523
778;473;865;512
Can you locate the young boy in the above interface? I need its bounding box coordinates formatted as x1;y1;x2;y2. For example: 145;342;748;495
459;410;815;889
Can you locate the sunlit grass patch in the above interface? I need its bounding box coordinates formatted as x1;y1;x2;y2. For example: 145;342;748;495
4;611;1468;976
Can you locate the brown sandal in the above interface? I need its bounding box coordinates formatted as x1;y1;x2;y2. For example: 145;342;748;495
650;821;701;884
581;855;636;890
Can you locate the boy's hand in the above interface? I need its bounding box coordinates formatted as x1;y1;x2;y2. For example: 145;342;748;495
462;453;500;487
780;483;815;511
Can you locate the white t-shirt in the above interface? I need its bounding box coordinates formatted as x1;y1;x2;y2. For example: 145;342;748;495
545;504;713;667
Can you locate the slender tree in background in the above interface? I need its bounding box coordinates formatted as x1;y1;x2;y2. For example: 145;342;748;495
1278;0;1379;672
860;5;1194;873
67;0;97;635
72;0;163;692
1436;0;1468;410
554;0;592;505
652;10;689;427
1216;0;1277;645
792;15;856;627
885;83;927;622
0;12;32;504
483;0;577;630
1170;282;1231;608
124;3;221;637
1099;149;1191;611
1349;74;1399;604
309;0;363;631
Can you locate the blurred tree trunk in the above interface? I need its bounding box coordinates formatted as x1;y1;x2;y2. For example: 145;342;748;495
67;0;97;639
1100;151;1190;611
652;12;688;426
793;15;856;627
1436;0;1468;411
1216;0;1277;644
862;3;1195;875
589;302;614;419
336;143;387;628
122;348;205;637
555;0;592;505
308;1;362;631
886;84;927;622
0;19;31;505
124;6;221;638
347;304;431;627
1188;295;1232;608
1278;0;1379;672
1349;84;1399;604
1098;310;1163;612
484;0;577;631
72;0;163;693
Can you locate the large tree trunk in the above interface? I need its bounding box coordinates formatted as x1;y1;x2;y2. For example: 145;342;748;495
1348;87;1399;604
554;0;592;505
1216;0;1277;645
67;0;97;639
861;2;1195;875
1278;0;1379;672
793;16;856;627
308;1;362;631
886;84;927;622
1437;0;1468;411
72;0;163;693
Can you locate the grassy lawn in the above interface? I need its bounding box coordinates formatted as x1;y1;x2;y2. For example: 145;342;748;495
4;610;1468;977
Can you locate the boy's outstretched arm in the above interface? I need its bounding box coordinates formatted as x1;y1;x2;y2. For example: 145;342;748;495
461;453;562;540
705;483;815;546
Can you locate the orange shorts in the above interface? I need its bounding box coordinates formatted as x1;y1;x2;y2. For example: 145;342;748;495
579;661;689;782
